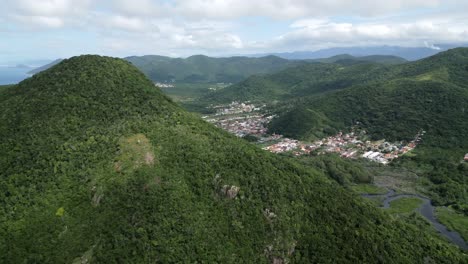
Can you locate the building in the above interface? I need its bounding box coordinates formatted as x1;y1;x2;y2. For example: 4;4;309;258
464;153;468;161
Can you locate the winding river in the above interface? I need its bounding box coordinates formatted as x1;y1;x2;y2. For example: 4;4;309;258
362;189;468;250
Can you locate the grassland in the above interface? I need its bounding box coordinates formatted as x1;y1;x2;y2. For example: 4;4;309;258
387;198;424;214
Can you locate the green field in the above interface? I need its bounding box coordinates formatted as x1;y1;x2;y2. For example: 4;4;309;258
436;207;468;241
387;197;424;214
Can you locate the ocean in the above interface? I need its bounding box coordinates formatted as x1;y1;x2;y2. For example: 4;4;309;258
0;66;32;85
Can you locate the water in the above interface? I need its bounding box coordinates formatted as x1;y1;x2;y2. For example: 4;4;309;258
0;66;32;85
362;190;468;250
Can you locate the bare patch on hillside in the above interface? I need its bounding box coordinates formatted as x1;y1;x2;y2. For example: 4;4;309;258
115;134;157;172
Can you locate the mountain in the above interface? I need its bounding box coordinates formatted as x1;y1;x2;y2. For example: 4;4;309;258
28;58;63;74
268;47;468;206
1;55;465;262
29;55;305;84
313;54;407;65
125;54;305;83
203;61;396;103
269;48;468;140
251;44;467;61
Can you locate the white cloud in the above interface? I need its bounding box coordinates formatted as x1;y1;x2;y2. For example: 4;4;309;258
12;0;91;16
173;0;448;19
103;15;150;32
0;0;467;59
3;0;92;29
12;15;65;28
269;17;468;51
111;0;165;17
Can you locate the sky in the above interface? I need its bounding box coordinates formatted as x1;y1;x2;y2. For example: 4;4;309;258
1;0;468;62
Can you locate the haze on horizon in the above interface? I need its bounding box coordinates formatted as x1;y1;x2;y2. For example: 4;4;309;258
1;0;468;63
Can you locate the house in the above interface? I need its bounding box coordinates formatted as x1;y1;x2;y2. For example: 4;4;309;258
464;153;468;161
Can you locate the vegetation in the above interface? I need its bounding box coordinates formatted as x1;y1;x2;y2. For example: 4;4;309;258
268;48;468;210
387;198;424;215
436;207;468;241
159;83;215;102
294;154;373;185
313;54;407;65
1;55;466;262
204;62;397;103
350;184;387;195
126;54;306;83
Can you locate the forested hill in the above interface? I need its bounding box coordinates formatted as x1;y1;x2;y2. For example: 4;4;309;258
28;55;305;84
125;54;306;83
203;62;395;103
205;47;468;104
27;53;405;85
1;55;466;263
269;48;468;142
312;54;407;65
269;48;468;207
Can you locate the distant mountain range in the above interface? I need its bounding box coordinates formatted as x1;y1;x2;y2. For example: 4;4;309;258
28;53;407;84
249;44;468;61
27;59;63;74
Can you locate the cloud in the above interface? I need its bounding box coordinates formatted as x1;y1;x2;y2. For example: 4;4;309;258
173;0;446;19
1;0;467;60
268;17;468;51
424;41;441;50
101;15;150;32
3;0;91;29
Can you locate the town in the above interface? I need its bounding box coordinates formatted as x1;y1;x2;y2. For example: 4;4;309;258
154;82;175;88
263;129;424;164
204;102;424;165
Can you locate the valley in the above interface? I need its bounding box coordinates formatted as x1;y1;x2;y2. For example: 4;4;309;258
161;48;468;254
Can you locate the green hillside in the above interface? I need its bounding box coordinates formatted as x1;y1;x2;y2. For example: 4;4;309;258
204;62;397;103
1;55;466;262
126;54;305;83
313;54;407;65
204;48;468;105
269;48;468;206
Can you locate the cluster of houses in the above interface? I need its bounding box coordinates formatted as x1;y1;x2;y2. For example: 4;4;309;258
205;115;272;137
204;102;425;165
213;102;263;116
203;102;271;137
154;82;174;88
262;130;424;165
263;138;299;153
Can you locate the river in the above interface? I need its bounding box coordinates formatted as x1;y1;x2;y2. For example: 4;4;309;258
362;189;468;250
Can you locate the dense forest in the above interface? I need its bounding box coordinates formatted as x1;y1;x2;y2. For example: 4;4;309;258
1;56;466;263
125;55;306;83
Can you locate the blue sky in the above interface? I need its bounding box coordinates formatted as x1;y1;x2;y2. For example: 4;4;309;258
1;0;467;63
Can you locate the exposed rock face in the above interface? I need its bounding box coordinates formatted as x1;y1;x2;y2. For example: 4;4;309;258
221;185;240;199
263;208;277;220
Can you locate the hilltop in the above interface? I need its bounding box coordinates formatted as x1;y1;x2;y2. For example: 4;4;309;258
250;44;467;61
313;54;407;65
1;55;466;263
